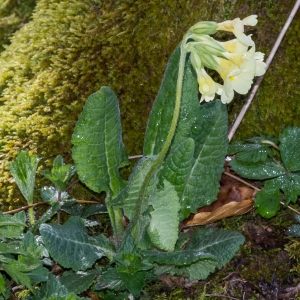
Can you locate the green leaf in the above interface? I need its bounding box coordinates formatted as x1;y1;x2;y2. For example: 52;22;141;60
41;155;75;191
26;266;49;283
229;136;277;163
9;150;40;204
279;127;300;171
0;274;5;296
142;249;217;266
0;211;27;239
72;87;129;195
118;269;155;298
147;180;180;251
109;156;156;220
60;269;97;294
144;46;228;219
230;159;286;180
254;180;281;218
175;100;228;219
40;186;70;203
1;262;34;293
62;203;107;218
162;138;195;200
26;273;70;299
273;173;300;204
95;267;125;292
173;228;244;280
143;45;180;155
40;216;115;271
31;202;63;233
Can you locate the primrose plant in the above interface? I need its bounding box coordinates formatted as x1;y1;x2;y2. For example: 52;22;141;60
6;16;266;299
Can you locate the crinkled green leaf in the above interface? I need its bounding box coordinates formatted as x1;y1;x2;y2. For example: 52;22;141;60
26;266;49;283
147;180;180;251
41;155;75;191
176;100;228;219
109;156;156;220
40;216;115;271
26;273;72;300
174;259;220;280
144;46;227;219
279;127;300;171
272;173;300;204
72;87;129;195
230;159;286;180
60;269;97;294
162;138;195;200
118;269;155;298
115;235;152;273
9;150;40;204
1;262;34;293
254;180;281;218
142;249;217;266
62;203;107;218
229;136;277;163
0;211;27;239
40;186;71;203
172;228;244;280
95;267;125;292
235;147;273;163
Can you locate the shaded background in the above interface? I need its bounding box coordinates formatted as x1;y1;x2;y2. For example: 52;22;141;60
0;0;299;209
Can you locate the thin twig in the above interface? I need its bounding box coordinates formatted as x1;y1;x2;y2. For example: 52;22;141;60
205;294;240;300
3;200;102;215
128;154;143;159
228;0;300;142
224;171;300;215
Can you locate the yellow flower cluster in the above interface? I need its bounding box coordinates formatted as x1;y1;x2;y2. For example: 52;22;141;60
184;15;266;104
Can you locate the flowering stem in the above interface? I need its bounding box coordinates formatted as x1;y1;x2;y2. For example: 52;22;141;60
123;41;187;242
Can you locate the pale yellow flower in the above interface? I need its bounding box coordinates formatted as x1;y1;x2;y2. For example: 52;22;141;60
223;46;266;77
220;39;248;54
214;57;255;102
217;15;258;46
196;68;223;102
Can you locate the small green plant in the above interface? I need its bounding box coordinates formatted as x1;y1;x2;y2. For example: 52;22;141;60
229;127;300;218
1;15;268;299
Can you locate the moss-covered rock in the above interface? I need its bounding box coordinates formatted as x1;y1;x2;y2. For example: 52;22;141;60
0;0;299;210
0;0;36;52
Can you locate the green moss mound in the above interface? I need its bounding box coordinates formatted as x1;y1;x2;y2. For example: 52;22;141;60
0;0;36;53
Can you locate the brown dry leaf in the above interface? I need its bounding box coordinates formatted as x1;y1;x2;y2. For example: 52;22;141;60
185;199;254;226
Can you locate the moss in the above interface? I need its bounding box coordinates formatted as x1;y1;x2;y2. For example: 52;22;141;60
285;239;300;274
0;0;37;52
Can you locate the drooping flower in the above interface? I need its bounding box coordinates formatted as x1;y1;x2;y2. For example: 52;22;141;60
183;15;266;104
220;39;248;54
217;15;258;46
196;68;223;102
189;51;223;102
